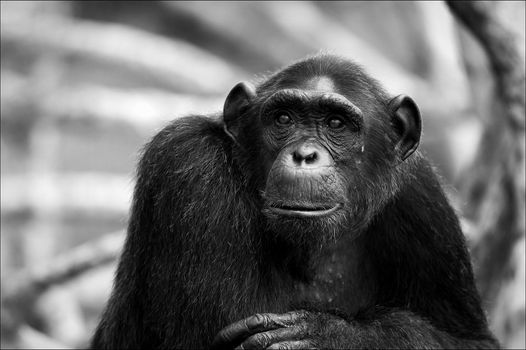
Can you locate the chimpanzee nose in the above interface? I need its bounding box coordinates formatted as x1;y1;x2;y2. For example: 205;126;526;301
290;143;332;168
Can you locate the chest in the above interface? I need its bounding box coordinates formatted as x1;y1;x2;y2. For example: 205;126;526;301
294;247;375;314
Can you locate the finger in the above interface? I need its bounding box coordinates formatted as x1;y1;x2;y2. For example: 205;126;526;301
267;340;316;349
212;312;305;348
212;313;279;348
235;326;305;350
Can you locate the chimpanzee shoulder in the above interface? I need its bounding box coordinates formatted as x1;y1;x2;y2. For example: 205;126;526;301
365;156;491;339
141;115;229;166
136;114;251;223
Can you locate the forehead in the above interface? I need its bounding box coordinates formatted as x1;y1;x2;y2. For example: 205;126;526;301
302;76;337;93
261;87;363;118
267;75;353;109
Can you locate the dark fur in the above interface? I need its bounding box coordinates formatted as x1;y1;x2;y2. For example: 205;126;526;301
92;54;498;349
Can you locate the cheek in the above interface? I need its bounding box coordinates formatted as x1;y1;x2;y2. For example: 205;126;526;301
260;152;277;181
326;133;365;162
263;126;293;151
337;157;399;230
363;123;397;163
261;130;278;152
259;131;292;175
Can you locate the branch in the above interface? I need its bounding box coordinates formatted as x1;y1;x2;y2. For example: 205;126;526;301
1;12;244;94
1;231;123;347
3;231;123;298
1;173;131;214
447;0;525;309
448;1;525;129
10;325;68;349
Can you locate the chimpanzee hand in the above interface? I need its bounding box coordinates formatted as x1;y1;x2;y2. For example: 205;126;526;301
211;310;350;349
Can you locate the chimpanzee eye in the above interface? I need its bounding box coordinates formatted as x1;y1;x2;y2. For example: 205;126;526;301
327;116;344;129
275;114;292;125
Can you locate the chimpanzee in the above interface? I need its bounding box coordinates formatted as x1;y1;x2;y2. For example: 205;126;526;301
92;54;498;349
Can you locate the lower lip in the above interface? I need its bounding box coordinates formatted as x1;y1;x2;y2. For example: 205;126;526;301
269;203;342;218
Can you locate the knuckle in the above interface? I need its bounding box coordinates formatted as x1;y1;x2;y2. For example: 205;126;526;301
286;310;308;324
251;313;265;328
254;332;271;346
243;318;251;331
250;313;272;329
262;313;273;328
296;310;310;319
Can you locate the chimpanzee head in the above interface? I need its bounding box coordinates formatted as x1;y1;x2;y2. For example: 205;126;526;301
223;54;421;246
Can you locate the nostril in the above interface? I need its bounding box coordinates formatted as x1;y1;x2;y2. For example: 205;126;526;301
292;150;318;165
292;151;303;164
304;152;318;164
287;143;333;168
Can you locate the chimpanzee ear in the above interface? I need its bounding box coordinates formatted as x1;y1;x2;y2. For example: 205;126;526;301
223;82;256;141
389;94;422;161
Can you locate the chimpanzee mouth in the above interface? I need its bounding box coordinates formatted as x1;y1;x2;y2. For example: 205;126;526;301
268;203;342;218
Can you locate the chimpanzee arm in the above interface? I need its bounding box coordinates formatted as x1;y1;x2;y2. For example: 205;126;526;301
340;308;497;349
92;116;240;349
212;308;497;349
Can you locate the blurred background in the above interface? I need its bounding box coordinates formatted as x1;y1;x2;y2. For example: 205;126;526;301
1;1;524;349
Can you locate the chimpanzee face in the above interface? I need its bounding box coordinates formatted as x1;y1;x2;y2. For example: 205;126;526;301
258;83;365;217
223;70;421;241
